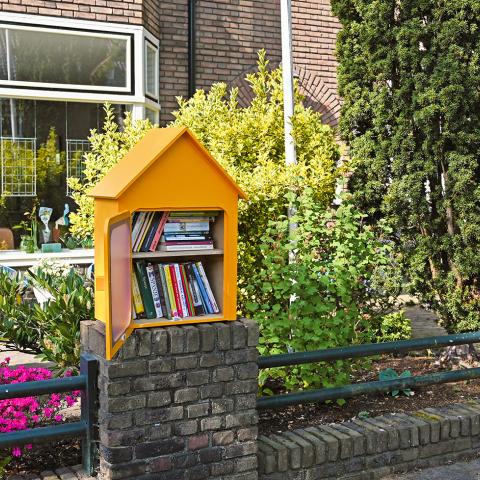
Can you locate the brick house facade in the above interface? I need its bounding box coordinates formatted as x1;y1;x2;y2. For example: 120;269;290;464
0;0;341;126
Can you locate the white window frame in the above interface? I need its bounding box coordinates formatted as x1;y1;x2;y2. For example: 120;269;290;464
144;39;159;100
0;12;160;117
0;24;132;93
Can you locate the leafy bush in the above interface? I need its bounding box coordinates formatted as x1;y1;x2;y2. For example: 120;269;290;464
378;368;414;397
0;261;93;371
371;312;412;343
68;104;154;240
332;0;480;332
173;51;341;313
248;188;400;392
0;357;79;461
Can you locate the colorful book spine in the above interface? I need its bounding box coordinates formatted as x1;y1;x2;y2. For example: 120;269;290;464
185;263;206;316
146;263;163;318
153;264;168;319
131;271;145;318
196;261;219;313
141;212;160;252
159;243;214;252
163;265;178;318
174;263;189;317
131;211;146;247
158;265;173;320
134;261;156;319
192;262;213;314
180;264;195;316
149;211;170;252
164;221;210;233
133;212;151;252
168;265;183;318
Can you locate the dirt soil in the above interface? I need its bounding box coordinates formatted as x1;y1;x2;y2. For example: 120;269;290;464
3;438;81;477
259;355;480;436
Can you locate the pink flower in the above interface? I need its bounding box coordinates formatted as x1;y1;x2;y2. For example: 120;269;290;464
43;408;53;418
54;415;63;422
12;447;21;457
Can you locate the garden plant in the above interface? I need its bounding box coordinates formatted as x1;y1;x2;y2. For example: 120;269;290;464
332;0;480;332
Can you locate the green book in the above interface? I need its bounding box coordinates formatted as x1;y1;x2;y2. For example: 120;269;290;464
134;260;156;319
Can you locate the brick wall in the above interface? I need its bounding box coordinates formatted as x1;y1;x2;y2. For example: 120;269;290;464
0;0;143;24
81;319;259;479
258;403;480;479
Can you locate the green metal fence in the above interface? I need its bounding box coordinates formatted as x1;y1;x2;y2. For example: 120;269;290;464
0;353;98;475
257;332;480;409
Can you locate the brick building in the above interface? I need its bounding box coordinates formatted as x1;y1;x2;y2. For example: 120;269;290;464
0;0;340;200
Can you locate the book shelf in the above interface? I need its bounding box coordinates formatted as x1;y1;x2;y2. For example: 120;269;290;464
131;209;225;327
90;126;247;359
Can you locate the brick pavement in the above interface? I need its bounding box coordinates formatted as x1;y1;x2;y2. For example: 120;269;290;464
8;465;94;480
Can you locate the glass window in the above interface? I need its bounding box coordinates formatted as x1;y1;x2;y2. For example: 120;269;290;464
0;26;130;91
145;41;158;98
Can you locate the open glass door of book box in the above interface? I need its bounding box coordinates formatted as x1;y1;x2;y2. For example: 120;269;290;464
105;210;134;359
130;209;224;327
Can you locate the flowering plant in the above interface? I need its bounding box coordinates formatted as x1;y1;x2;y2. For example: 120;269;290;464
0;358;79;459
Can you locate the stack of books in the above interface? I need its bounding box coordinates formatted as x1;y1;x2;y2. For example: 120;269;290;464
132;260;220;320
131;211;219;252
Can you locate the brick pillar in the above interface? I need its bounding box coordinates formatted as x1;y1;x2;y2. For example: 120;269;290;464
81;319;259;480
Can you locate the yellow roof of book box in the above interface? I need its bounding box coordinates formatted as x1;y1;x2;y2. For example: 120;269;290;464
89;126;247;360
89;126;247;200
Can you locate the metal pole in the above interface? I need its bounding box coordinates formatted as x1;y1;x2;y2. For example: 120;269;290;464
281;0;296;167
81;352;98;476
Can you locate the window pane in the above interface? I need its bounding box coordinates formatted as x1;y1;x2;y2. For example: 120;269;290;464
145;43;158;97
0;27;128;88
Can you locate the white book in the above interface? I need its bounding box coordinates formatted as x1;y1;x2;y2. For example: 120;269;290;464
159;244;214;252
134;212;153;252
174;263;189;318
131;212;146;247
164;221;210;233
146;263;163;318
196;261;219;313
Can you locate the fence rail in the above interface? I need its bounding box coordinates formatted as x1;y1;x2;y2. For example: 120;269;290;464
0;353;98;475
257;332;480;409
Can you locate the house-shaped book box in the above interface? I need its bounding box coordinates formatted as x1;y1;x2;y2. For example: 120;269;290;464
89;126;247;359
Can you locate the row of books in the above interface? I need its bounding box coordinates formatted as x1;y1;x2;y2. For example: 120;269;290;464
132;260;220;320
131;211;220;253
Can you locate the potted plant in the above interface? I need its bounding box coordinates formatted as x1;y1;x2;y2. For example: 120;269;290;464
13;206;38;254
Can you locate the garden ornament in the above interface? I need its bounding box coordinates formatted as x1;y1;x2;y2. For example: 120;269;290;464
39;207;53;244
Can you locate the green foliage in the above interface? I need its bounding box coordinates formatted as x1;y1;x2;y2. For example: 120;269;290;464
332;0;480;332
379;368;414;397
372;311;412;343
248;187;398;391
172;51;341;313
0;129;65;244
0;261;93;371
68;104;154;240
27;264;93;372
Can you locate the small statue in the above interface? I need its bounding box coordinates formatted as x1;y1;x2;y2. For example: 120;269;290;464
39;207;53;244
63;204;70;226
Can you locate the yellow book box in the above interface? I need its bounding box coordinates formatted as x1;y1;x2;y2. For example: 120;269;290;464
89;126;247;359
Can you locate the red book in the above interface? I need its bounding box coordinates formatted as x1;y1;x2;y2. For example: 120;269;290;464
169;264;184;317
149;211;170;252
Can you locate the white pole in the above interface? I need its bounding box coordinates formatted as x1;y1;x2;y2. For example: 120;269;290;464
5;29;17;139
281;0;297;167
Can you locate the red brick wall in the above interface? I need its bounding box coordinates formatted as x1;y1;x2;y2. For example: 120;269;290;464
0;0;143;24
0;0;341;126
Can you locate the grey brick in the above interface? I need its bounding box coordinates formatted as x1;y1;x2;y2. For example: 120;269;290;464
200;383;223;399
237;427;258;442
294;429;326;464
232;321;247;348
236;454;258;472
185;325;200;353
211;398;234;414
412;410;441;443
305;426;339;461
99;445;132;464
135;438;185;459
199;352;224;367
210;459;235;476
186;370;210;386
213;430;235;446
107;360;147;379
270;434;301;469
108;395;146;413
224;440;256;459
118;334;137;359
186;464;209;480
149;423;172;440
235;362;258;380
174;419;199;436
147;406;184;422
346;421;377;454
225;379;257;395
136;329;152;356
364;417;399;451
283;431;315;467
199;446;223;464
149;357;173;373
176;355;199;370
213;366;234;382
331;423;365;456
147;391;171;408
187;402;210;418
240;318;259;347
152;329;168;354
174;388;199;404
318;425;353;459
169;327;186;354
225;412;256;428
200;416;223;431
216;322;232;350
198;324;216;352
